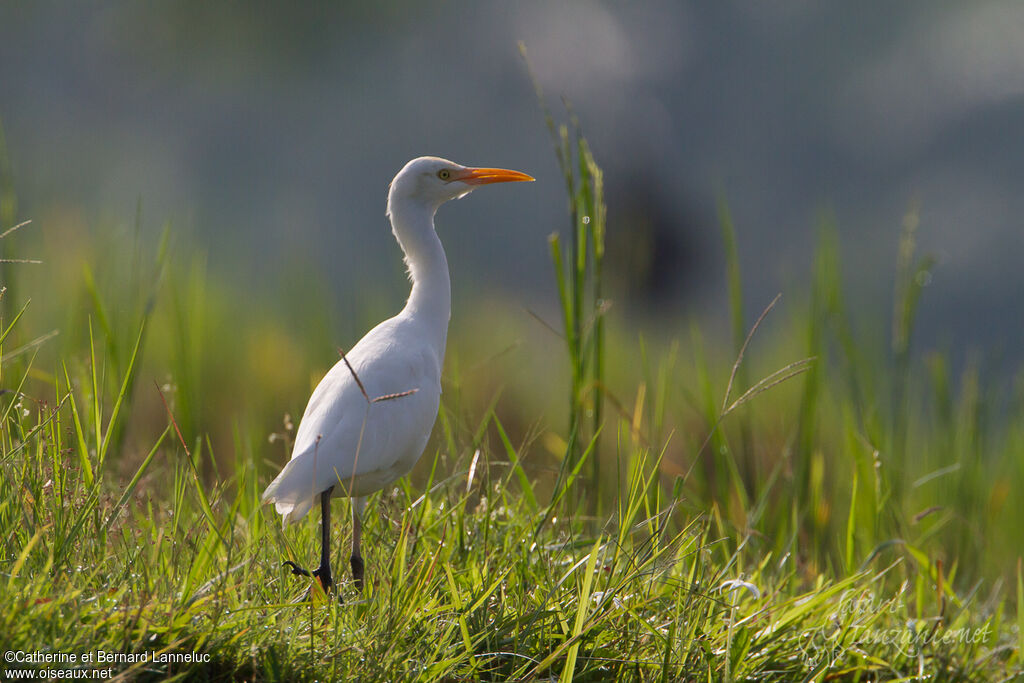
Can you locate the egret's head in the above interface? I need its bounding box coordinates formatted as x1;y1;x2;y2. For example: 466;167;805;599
388;156;534;214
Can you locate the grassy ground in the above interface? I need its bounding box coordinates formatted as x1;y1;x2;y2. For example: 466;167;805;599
0;114;1022;681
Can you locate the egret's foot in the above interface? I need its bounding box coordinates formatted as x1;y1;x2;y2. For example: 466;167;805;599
283;561;335;595
282;560;311;578
351;555;365;590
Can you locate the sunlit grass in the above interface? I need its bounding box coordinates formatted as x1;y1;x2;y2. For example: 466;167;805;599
0;114;1021;680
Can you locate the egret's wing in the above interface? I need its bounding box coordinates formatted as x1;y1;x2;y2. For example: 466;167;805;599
261;319;441;524
260;356;367;522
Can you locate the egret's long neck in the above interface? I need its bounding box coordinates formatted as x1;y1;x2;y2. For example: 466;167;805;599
387;197;451;355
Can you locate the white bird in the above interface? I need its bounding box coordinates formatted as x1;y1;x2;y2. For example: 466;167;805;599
261;156;533;593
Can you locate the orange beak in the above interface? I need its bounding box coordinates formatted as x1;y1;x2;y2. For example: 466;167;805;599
454;166;535;185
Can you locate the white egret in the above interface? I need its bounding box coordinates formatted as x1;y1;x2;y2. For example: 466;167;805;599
261;156;533;593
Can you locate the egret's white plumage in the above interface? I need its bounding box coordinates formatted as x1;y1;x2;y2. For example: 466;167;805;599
261;311;443;522
261;156;532;591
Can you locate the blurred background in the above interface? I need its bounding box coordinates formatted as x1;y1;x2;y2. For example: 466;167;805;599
3;1;1024;588
2;1;1022;363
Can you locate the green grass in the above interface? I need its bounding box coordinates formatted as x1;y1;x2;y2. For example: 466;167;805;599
0;108;1022;680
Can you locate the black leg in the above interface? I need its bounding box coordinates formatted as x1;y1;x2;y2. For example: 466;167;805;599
351;497;366;590
283;486;335;595
313;486;334;592
350;555;364;589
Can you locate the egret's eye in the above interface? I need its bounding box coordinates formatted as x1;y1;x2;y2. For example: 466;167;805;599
437;169;452;181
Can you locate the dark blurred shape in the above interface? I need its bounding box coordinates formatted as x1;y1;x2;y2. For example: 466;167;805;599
605;171;706;310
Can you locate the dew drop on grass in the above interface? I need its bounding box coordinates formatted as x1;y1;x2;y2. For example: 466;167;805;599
582;215;590;224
